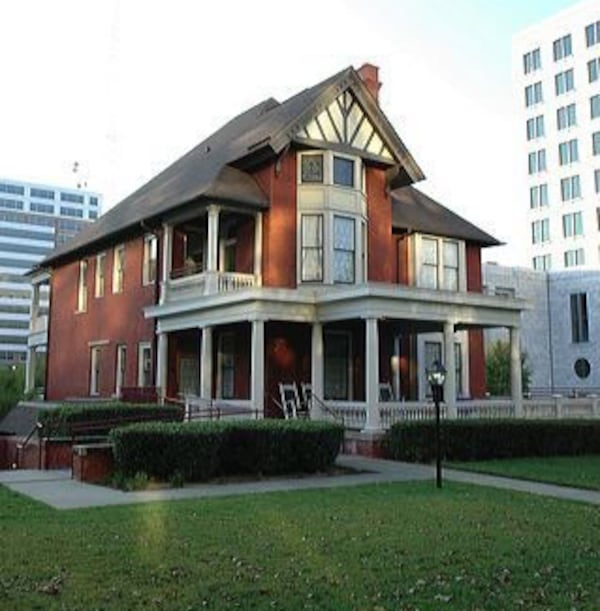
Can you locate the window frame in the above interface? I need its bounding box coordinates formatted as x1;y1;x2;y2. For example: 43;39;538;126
95;252;106;298
77;259;88;312
333;215;356;284
300;214;324;282
142;234;157;286
137;341;153;387
570;293;589;343
112;244;125;294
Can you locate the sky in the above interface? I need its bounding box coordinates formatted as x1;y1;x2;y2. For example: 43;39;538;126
0;0;584;265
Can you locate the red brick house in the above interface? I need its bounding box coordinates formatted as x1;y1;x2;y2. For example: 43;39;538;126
30;64;523;430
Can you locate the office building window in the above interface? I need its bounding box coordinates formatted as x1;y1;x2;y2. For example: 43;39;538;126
570;293;589;342
60;192;84;204
533;254;551;271
60;206;83;218
593;132;600;156
112;244;125;293
528;149;546;174
531;218;550;244
595;169;600;193
557;103;577;130
30;187;54;199
30;202;54;214
333;216;355;283
90;196;99;206
89;210;98;220
591;95;600;119
553;34;572;61
561;175;581;201
555;68;575;95
586;21;600;47
525;81;543;107
142;234;158;285
77;260;88;312
0;198;24;210
0;183;24;196
301;214;323;282
588;58;600;83
558;138;579;165
530;184;549;208
526;115;545;140
562;211;583;237
564;248;585;268
523;48;541;74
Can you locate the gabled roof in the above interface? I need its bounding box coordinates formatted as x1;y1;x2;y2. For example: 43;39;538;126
391;186;501;247
38;66;424;269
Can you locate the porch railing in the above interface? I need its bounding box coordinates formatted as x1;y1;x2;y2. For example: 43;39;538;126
165;271;256;301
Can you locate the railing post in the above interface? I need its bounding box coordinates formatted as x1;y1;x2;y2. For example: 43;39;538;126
251;319;265;419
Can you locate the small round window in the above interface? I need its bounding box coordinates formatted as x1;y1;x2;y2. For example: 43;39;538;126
574;358;591;379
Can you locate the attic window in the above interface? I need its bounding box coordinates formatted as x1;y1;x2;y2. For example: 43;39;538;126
301;154;324;183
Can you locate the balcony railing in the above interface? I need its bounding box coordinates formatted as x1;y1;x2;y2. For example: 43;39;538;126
164;271;256;302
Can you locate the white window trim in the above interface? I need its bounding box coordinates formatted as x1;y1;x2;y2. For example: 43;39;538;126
112;244;125;294
115;344;126;397
90;345;102;396
137;341;152;387
413;234;466;292
142;235;157;286
297;150;362;191
95;252;106;298
77;259;88;313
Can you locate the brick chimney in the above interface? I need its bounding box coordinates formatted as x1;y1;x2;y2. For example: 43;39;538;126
357;63;381;103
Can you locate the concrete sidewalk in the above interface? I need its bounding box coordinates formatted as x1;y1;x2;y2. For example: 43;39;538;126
0;456;598;509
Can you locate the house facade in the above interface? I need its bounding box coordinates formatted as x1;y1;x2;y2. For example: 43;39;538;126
31;64;524;429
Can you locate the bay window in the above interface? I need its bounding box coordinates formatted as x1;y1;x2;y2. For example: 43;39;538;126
417;235;463;291
420;238;439;289
333;216;355;283
301;215;323;282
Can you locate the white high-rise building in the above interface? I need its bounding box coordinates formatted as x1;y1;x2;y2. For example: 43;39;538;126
0;176;101;366
514;1;600;272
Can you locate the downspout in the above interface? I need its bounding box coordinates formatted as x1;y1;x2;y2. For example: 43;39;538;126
43;272;53;401
546;271;555;391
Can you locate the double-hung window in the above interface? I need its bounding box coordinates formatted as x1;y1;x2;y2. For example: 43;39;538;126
525;82;543;107
528;149;546;174
113;244;125;293
301;215;323;282
420;237;439;289
588;58;600;83
95;253;105;298
333;216;355;283
523;48;541;74
443;241;459;291
562;212;583;237
564;248;585;268
560;175;581;201
591;95;600;119
555;69;574;95
142;234;157;285
529;184;548;208
531;219;550;244
557;103;576;130
526;115;545;140
553;34;572;61
77;260;88;312
586;21;600;47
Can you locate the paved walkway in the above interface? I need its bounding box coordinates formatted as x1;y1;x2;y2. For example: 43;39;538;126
0;456;598;510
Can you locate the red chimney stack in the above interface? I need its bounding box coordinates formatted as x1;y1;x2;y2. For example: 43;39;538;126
357;63;382;103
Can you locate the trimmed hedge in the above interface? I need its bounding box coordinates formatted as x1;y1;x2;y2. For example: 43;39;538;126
39;402;184;438
386;419;600;463
110;419;345;481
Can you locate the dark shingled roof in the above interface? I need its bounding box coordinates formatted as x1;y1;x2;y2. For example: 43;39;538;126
38;66;424;269
391;186;501;247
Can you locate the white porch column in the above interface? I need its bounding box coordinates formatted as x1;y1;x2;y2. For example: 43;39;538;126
254;212;263;286
251;320;265;419
24;347;36;393
156;332;168;402
311;322;324;419
510;326;523;417
201;325;213;401
206;205;220;272
363;317;381;431
160;223;173;304
443;321;457;418
30;283;40;324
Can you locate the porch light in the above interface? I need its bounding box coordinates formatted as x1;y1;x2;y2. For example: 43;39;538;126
426;360;446;489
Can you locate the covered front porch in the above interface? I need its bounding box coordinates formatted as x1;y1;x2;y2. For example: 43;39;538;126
148;283;525;431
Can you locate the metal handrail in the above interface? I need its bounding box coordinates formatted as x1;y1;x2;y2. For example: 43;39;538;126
15;421;43;469
309;393;345;424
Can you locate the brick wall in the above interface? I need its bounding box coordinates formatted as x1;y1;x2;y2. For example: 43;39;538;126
46;235;156;400
366;165;394;283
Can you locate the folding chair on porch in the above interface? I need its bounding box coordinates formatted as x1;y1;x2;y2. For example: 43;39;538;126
278;382;301;419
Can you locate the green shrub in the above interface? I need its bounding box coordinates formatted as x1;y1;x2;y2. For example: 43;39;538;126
110;419;344;482
386;419;600;463
0;365;26;420
39;402;184;438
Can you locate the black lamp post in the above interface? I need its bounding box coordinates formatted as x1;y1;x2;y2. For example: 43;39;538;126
427;360;446;489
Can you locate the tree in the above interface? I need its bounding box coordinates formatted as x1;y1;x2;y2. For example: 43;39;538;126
0;364;26;420
485;340;531;397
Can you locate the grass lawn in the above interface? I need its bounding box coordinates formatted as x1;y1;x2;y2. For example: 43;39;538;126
1;482;599;609
449;455;600;491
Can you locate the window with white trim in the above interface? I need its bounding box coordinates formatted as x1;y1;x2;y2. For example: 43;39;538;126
530;184;548;208
553;34;572;61
420;237;438;289
417;236;462;291
561;175;581;201
564;248;585;268
115;344;126;397
531;218;550;244
562;212;583;238
558;139;579;165
112;244;125;293
443;241;459;291
333;216;355;283
525;82;543;107
142;235;157;285
557;103;576;130
533;254;551;271
77;260;87;312
588;58;600;83
555;69;574;95
90;346;101;395
528;149;546;174
95;253;105;298
301;214;323;282
526;115;545;140
137;342;152;387
523;48;541;74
